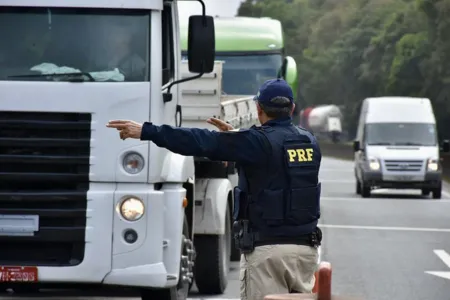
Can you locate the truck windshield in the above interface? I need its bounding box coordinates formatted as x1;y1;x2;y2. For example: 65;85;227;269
365;123;437;146
0;7;150;82
215;53;283;95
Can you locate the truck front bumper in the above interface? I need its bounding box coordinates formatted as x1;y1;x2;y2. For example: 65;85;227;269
2;183;186;289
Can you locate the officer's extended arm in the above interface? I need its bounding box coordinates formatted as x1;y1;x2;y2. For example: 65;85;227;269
140;122;268;165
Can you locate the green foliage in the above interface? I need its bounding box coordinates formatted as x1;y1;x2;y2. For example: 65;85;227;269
238;0;450;139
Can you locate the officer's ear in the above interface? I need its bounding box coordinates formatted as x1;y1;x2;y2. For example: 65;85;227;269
290;103;296;116
255;102;263;115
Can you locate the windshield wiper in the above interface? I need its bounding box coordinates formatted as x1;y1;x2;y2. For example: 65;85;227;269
394;142;423;146
8;72;95;82
367;142;392;145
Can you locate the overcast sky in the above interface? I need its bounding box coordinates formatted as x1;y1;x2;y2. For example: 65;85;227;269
178;0;243;22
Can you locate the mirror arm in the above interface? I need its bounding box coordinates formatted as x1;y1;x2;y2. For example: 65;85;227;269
194;0;207;25
163;72;205;103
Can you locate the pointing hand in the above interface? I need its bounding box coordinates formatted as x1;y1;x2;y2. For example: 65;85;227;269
106;120;143;140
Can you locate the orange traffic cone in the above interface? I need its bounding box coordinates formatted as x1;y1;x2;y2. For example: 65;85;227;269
264;261;362;300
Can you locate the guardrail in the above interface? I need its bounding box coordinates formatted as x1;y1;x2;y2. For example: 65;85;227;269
319;142;450;182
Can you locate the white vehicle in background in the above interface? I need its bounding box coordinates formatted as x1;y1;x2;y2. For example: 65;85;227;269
300;105;343;143
0;0;241;299
353;97;449;199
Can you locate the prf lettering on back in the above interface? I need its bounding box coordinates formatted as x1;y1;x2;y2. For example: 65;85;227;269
287;148;314;162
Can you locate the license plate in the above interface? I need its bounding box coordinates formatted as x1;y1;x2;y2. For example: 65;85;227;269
0;266;38;282
395;175;413;181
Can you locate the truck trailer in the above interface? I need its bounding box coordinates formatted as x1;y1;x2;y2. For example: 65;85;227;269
179;15;300;263
299;105;343;143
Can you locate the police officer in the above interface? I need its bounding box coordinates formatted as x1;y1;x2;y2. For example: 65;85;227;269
106;78;322;300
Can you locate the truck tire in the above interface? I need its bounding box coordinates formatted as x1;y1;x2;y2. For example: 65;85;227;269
141;218;192;300
432;186;442;199
421;189;430;196
356;179;361;195
193;205;230;294
361;183;371;198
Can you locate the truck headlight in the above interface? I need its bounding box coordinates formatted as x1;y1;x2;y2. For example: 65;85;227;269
119;197;145;221
427;158;439;171
368;157;380;171
122;152;145;174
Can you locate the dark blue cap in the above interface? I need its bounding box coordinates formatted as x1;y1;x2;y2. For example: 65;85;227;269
253;78;294;107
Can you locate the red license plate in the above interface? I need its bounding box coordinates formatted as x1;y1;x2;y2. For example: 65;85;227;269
0;266;38;282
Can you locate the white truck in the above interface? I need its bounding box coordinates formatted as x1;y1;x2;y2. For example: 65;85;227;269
0;0;256;299
300;105;343;143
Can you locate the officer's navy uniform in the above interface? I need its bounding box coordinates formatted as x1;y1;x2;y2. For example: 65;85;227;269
140;79;321;300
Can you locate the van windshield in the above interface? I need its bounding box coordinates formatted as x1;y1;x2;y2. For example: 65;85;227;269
0;7;150;82
365;123;437;146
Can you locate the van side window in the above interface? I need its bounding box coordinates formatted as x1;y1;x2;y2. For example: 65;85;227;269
161;3;174;85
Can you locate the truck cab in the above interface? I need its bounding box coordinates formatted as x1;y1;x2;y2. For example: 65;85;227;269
0;1;216;299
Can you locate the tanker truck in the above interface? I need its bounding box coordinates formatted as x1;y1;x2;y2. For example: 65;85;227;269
299;105;343;143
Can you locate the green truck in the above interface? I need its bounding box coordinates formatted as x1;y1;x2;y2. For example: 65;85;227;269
180;16;299;107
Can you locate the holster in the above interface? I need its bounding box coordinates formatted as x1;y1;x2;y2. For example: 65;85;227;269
232;220;255;254
310;227;322;248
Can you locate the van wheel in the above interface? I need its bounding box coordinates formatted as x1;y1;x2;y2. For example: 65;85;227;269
361;183;371;198
356;180;361;195
421;189;430;196
432;187;442;199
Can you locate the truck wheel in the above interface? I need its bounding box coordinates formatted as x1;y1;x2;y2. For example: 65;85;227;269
361;183;371;198
432;186;442;199
194;205;230;294
356;180;361;195
141;218;192;300
421;189;430;196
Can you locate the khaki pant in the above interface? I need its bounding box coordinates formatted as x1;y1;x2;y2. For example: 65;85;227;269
240;245;318;300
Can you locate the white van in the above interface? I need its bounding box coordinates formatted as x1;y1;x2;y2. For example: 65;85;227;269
353;97;449;198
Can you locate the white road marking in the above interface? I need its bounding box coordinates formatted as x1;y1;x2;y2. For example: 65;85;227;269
319;224;450;233
188;298;239;300
425;250;450;280
442;190;450;198
319;179;355;183
320;196;450;203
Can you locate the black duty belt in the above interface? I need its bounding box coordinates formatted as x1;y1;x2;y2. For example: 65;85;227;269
253;233;312;247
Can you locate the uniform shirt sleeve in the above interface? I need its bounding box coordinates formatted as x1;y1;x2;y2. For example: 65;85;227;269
140;122;270;165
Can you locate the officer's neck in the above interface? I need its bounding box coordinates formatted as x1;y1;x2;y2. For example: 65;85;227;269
260;116;292;126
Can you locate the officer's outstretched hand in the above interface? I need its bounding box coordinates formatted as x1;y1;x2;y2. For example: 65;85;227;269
207;117;234;132
106;120;143;140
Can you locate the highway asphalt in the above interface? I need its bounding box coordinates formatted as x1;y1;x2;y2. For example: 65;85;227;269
3;156;450;300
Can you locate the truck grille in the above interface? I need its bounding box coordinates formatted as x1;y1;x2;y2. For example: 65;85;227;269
384;160;423;172
0;111;91;266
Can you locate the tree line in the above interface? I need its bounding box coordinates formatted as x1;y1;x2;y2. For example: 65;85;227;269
238;0;450;140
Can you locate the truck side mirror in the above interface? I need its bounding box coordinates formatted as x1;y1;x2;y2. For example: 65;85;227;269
187;15;215;74
278;56;298;98
442;140;450;153
353;140;360;152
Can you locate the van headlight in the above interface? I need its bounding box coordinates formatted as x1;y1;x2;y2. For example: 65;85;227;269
123;152;145;174
119;197;145;221
368;157;380;171
427;158;439;171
